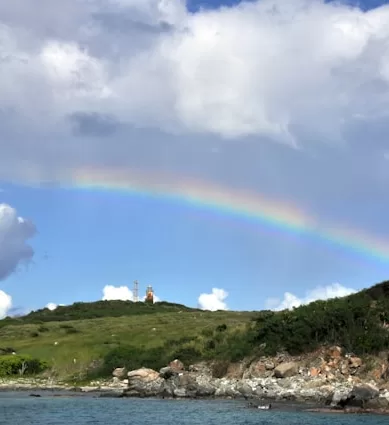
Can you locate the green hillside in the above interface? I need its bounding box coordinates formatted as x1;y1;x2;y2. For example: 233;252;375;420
0;280;388;382
0;301;257;380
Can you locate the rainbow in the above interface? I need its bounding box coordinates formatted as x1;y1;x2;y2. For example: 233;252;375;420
58;167;389;263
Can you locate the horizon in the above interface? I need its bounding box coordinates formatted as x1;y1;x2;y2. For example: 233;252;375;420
2;0;389;317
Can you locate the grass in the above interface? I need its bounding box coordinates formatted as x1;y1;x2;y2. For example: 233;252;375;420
0;310;256;379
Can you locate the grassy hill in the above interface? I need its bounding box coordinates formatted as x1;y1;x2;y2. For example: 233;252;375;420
0;280;388;381
0;301;257;380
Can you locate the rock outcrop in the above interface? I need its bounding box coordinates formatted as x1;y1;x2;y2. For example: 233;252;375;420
113;345;388;412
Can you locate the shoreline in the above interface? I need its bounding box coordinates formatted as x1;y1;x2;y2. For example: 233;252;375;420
1;387;389;416
1;382;389;416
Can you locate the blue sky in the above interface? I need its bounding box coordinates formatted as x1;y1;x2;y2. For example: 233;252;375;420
1;0;389;316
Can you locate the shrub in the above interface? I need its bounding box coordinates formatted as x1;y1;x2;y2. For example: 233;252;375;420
94;345;170;378
0;355;48;376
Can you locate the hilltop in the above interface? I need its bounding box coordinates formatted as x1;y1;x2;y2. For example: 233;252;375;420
0;280;388;383
0;300;200;326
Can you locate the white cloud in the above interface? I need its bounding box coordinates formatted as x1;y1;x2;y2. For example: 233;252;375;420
46;302;57;311
102;285;134;301
0;290;12;319
198;288;228;311
265;282;357;311
0;204;36;280
102;284;161;302
45;302;65;311
1;0;389;180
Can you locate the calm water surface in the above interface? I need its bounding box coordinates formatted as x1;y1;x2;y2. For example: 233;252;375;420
0;392;387;425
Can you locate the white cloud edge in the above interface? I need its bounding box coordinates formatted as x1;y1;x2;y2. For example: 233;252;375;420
0;290;12;319
0;203;36;281
198;287;229;311
265;282;357;311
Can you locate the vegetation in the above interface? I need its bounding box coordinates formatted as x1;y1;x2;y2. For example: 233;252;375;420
0;280;388;380
0;301;197;327
0;354;48;377
0;304;256;380
252;281;389;356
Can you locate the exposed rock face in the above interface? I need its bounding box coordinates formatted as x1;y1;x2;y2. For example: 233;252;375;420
125;365;217;399
126;368;163;397
330;383;389;410
348;357;362;369
112;367;127;379
274;362;299;378
169;359;184;372
110;347;388;413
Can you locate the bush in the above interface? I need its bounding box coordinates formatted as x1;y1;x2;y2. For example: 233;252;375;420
94;345;170;378
0;355;48;376
252;291;389;356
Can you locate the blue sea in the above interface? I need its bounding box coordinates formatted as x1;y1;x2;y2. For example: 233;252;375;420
0;392;387;425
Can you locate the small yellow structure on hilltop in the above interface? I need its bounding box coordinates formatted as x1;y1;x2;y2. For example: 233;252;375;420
145;285;154;304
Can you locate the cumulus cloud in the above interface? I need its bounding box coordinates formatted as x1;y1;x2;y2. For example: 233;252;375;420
0;290;12;319
1;0;389;182
0;204;36;281
102;284;161;302
265;282;357;311
45;302;65;311
198;288;228;311
102;285;134;301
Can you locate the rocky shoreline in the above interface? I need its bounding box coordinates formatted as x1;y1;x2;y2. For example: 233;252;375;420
1;346;389;415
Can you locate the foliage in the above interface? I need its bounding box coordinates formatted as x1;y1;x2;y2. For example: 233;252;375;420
252;281;389;356
89;345;170;378
0;301;197;327
0;355;48;376
0;280;388;380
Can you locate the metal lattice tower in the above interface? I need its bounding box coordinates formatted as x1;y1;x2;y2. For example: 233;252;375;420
133;280;139;302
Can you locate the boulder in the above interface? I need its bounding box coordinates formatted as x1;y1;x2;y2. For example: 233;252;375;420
236;382;253;397
159;367;178;379
125;368;163;397
333;384;380;408
274;362;299;378
339;361;349;375
169;359;185;372
112;367;127;379
328;346;342;359
127;368;160;382
348;357;362;368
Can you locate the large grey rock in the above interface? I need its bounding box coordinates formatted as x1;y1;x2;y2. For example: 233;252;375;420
333;384;380;408
236;382;253;397
125;368;163;397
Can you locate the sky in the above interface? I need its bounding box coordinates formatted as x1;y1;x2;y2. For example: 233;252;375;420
1;0;389;317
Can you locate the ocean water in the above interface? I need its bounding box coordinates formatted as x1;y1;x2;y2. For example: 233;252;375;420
0;393;387;425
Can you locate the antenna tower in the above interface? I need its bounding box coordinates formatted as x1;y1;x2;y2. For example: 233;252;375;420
133;280;139;302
